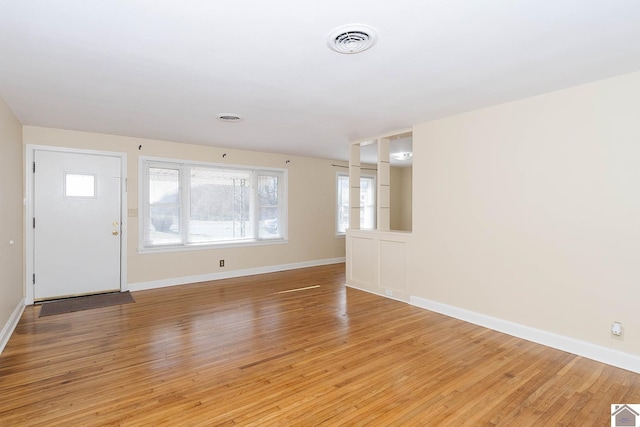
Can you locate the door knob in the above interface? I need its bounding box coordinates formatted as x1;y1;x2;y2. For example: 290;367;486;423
112;231;119;236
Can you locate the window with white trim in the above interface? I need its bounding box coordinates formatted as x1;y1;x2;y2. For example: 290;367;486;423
336;173;376;234
141;158;286;250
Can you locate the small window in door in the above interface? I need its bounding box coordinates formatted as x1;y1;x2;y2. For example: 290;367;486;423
64;173;96;198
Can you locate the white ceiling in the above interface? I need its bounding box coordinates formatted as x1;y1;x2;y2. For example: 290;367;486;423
1;1;640;162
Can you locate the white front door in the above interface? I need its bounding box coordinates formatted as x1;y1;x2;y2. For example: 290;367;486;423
34;149;123;300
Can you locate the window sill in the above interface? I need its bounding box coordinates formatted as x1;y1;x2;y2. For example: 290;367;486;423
138;238;288;254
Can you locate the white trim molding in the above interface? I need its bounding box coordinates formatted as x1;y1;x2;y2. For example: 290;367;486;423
410;296;640;374
129;258;345;292
0;299;25;355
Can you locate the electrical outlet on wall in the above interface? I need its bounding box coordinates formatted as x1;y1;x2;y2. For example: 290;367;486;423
219;260;225;267
611;321;623;340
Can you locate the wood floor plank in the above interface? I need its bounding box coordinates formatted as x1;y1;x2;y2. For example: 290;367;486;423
1;263;639;425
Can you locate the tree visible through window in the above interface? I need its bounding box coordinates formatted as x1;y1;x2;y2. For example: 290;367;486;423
142;159;286;249
188;168;252;243
336;173;375;234
257;175;281;239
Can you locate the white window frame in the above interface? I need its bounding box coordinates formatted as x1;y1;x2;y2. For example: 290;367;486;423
139;156;287;253
336;172;376;236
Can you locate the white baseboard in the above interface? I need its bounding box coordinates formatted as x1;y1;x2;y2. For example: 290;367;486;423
0;298;26;356
410;295;640;374
345;283;408;303
128;258;346;292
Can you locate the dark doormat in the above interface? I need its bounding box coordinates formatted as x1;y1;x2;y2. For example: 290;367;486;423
39;291;135;317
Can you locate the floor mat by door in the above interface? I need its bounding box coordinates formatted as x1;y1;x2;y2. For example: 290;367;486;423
39;291;135;317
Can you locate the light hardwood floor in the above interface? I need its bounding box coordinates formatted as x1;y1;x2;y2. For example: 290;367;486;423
1;263;639;426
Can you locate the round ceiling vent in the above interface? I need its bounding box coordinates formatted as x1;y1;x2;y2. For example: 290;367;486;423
217;113;243;122
327;24;378;54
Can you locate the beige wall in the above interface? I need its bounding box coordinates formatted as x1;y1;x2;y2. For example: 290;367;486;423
0;97;24;327
24;126;345;285
412;71;640;356
390;166;412;231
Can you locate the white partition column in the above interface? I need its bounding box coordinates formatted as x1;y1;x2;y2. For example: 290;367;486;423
346;130;412;303
349;143;361;230
377;138;390;231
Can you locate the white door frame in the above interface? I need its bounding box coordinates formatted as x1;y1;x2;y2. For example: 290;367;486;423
25;145;128;305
